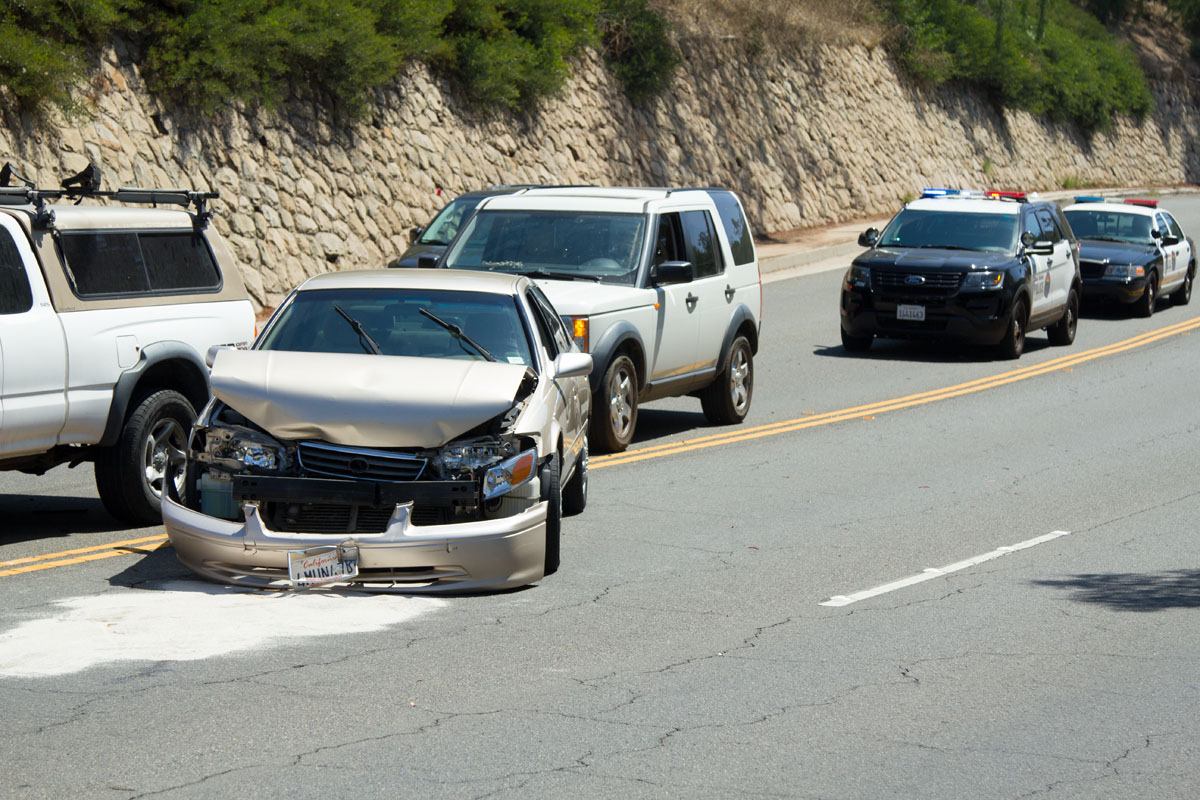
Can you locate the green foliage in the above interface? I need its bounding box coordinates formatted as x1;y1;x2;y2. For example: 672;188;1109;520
0;0;130;113
598;0;680;102
889;0;1153;132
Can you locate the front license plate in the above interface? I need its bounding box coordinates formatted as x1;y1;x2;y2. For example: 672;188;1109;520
288;546;359;587
896;304;925;321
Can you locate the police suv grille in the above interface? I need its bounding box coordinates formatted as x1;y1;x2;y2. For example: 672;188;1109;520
874;271;963;293
297;442;427;482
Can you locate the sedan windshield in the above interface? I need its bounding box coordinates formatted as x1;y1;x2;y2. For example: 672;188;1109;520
442;210;646;285
879;209;1019;253
259;288;535;365
1063;210;1153;244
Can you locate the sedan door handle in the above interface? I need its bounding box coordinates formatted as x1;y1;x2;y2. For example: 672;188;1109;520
686;293;699;308
724;284;736;301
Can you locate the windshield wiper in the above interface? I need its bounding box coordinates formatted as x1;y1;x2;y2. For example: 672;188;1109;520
918;244;978;251
520;269;602;282
1087;236;1135;244
418;308;497;362
420;238;451;246
333;304;382;355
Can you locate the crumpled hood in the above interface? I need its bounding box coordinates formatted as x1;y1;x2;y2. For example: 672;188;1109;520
534;279;653;316
210;349;533;448
854;248;1017;270
1078;239;1158;265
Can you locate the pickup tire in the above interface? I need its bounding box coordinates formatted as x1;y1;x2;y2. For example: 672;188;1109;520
96;389;195;527
591;354;637;453
701;335;754;424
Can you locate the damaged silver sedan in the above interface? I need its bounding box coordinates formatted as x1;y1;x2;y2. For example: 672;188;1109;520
163;269;591;592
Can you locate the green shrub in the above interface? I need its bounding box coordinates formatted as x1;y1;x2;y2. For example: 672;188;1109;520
598;0;680;102
889;0;1153;133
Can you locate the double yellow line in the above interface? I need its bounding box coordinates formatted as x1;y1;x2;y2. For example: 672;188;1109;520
591;315;1200;469
0;534;168;578
3;315;1197;579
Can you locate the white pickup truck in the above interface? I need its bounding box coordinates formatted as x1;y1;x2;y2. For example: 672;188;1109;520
0;165;255;525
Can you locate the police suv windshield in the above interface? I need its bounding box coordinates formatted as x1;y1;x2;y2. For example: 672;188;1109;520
879;209;1019;253
442;210;646;285
1063;210;1153;245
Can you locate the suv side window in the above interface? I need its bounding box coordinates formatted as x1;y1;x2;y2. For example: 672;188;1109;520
708;190;755;266
653;214;685;266
0;226;33;315
58;230;221;297
680;210;723;278
1035;208;1062;243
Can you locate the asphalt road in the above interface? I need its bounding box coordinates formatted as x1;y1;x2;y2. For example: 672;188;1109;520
3;196;1200;799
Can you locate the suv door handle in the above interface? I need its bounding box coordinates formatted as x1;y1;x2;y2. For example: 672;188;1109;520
686;293;699;308
724;284;736;301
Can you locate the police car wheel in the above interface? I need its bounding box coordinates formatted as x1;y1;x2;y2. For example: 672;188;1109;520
1048;289;1078;347
1172;263;1194;306
840;327;873;353
999;299;1027;360
1135;272;1157;319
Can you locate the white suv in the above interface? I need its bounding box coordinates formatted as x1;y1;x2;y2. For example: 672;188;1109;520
439;187;762;452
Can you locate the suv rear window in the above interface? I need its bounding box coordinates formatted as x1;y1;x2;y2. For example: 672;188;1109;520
58;230;221;297
708;190;756;266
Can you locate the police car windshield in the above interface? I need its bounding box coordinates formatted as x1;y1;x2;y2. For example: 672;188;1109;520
879;209;1019;253
1063;209;1153;245
442;209;646;286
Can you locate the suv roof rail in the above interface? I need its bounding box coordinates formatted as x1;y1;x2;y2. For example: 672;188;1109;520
0;162;218;229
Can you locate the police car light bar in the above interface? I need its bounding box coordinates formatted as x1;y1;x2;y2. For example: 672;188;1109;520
986;190;1028;201
1124;198;1158;208
1073;196;1106;203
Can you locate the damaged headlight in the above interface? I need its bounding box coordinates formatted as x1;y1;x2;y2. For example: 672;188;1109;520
440;441;511;472
200;425;288;473
482;449;537;500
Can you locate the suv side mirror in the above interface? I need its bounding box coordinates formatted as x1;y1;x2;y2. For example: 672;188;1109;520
654;260;694;285
410;226;424;243
417;253;439;269
858;228;879;247
1021;230;1053;255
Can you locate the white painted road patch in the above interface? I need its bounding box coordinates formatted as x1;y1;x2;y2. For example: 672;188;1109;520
820;531;1071;607
0;580;445;678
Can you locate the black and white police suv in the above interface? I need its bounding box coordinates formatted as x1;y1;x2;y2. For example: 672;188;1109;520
1061;197;1194;317
840;189;1081;359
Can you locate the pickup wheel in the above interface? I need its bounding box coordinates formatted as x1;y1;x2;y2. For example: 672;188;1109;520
96;389;195;527
701;335;754;424
1047;288;1079;346
590;354;637;453
540;452;563;577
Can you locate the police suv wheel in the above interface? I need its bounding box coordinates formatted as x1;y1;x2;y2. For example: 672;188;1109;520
1048;289;1078;347
840;327;873;353
999;299;1027;360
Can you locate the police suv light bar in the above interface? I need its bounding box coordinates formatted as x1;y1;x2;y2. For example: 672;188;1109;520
921;188;978;199
1124;198;1158;208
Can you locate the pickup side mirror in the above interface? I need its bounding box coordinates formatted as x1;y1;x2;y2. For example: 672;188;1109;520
1021;230;1053;255
553;352;593;379
858;228;879;248
417;253;439;269
653;260;694;285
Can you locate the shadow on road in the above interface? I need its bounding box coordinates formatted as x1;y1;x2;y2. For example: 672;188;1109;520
0;492;129;543
629;408;710;445
1033;570;1200;611
813;337;1050;363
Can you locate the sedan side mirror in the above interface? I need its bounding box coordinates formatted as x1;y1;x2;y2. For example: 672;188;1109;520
554;352;593;379
1161;234;1180;246
653;260;694;285
858;227;879;247
206;344;231;368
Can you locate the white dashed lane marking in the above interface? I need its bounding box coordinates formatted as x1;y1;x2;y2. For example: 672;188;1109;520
819;530;1071;607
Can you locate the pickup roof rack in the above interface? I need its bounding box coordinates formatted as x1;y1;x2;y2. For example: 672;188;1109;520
0;162;218;229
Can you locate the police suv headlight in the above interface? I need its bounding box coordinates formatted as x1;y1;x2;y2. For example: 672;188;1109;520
482;449;537;500
1104;264;1144;279
846;265;870;288
962;271;1005;290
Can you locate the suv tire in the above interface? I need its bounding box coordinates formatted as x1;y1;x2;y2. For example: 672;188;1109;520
1047;288;1079;346
702;335;754;425
998;298;1027;360
591;354;638;453
96;389;195;527
840;327;873;353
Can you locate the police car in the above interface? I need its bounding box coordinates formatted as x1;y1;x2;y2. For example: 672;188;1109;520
840;189;1081;359
1061;197;1194;317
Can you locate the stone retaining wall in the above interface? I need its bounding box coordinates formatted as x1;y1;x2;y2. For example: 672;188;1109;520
2;38;1197;308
